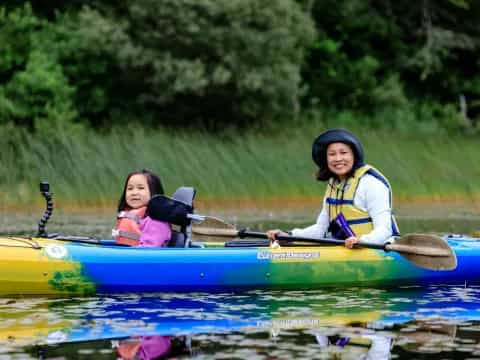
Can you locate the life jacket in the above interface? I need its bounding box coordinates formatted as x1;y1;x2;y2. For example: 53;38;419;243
324;164;400;237
112;206;147;246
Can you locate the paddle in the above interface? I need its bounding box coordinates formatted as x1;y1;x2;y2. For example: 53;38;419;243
192;216;457;271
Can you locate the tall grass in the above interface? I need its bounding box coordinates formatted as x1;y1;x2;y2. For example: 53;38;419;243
1;116;479;210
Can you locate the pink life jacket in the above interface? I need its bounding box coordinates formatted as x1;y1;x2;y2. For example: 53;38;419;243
112;206;147;246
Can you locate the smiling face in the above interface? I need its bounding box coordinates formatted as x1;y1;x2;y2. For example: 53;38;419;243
326;142;355;180
125;174;151;209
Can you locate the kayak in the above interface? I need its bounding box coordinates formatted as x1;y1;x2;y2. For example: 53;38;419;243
0;234;479;296
6;181;469;296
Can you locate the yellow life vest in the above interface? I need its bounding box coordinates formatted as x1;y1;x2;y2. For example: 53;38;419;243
324;164;400;237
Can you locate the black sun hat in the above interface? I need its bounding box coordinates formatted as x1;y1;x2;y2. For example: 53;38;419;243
312;129;365;169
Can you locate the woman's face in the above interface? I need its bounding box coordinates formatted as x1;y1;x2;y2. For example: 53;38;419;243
326;142;354;180
125;174;151;208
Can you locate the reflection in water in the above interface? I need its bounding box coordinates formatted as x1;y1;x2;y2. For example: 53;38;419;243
314;333;391;360
0;286;477;359
113;336;190;360
30;325;476;360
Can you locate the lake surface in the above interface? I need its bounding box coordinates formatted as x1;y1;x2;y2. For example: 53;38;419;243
2;286;480;359
1;206;480;359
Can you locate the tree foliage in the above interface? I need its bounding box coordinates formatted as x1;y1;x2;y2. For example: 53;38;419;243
0;5;76;130
117;0;315;129
0;0;315;130
1;0;480;132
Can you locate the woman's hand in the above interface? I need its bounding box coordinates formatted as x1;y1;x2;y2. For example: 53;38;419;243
266;229;288;240
344;236;360;249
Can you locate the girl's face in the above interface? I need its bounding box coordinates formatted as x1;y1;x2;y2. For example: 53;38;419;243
326;142;354;180
125;174;151;209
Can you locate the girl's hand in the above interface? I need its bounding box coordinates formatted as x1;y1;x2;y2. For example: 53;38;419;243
345;236;360;249
266;229;288;240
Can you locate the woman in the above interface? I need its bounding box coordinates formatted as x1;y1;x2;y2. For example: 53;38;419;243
267;129;399;248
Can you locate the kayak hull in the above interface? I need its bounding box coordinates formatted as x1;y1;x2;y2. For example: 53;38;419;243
0;236;479;296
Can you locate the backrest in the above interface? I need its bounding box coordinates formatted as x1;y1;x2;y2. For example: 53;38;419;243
171;187;196;248
172;187;196;205
168;231;186;248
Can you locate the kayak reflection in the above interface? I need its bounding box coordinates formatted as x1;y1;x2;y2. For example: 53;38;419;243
2;286;480;359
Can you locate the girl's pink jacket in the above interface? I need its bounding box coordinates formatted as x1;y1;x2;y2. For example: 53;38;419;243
138;216;172;247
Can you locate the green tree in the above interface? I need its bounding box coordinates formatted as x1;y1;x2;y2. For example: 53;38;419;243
303;0;480;127
115;0;316;129
304;0;407;112
0;4;76;130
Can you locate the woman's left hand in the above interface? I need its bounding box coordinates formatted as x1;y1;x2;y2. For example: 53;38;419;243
344;236;360;249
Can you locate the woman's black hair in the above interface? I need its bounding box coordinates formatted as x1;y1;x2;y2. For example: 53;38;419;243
117;169;165;211
312;129;365;182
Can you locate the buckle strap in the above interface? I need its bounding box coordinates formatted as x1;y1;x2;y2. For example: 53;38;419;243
326;198;354;205
117;211;142;224
346;217;372;225
112;229;140;240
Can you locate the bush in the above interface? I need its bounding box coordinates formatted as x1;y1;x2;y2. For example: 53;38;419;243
0;4;76;130
115;0;316;128
0;1;315;130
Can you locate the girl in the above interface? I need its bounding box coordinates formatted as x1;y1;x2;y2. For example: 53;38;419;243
113;169;171;247
267;128;399;248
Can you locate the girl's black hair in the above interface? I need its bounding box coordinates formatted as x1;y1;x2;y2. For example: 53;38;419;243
117;169;165;212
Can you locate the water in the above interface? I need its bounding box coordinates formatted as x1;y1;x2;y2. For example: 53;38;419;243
2;203;480;238
1;286;480;359
1;207;480;359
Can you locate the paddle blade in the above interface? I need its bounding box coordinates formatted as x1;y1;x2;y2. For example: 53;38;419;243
192;216;239;237
391;233;457;271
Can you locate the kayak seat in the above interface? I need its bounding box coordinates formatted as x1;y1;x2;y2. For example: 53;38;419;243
154;186;197;248
168;232;204;248
168;231;186;248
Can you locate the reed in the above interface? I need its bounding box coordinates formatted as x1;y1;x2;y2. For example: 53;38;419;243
1;118;479;210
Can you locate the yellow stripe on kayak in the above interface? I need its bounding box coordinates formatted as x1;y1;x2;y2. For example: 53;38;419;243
266;246;387;263
264;246;396;285
0;238;95;296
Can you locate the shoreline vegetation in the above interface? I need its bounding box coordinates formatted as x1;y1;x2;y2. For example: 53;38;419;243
1;115;480;212
2;2;480;213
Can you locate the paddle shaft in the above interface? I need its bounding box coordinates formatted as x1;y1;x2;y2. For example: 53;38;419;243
238;229;385;248
38;237;126;246
238;229;451;256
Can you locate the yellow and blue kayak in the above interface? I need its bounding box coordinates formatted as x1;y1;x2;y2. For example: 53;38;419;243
0;235;479;296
